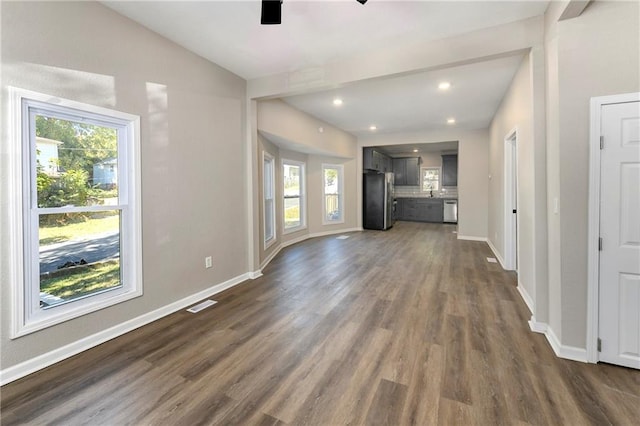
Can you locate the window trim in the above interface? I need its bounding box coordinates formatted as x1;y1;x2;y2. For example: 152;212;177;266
9;87;143;338
281;158;306;234
421;166;441;193
322;163;345;225
263;151;276;249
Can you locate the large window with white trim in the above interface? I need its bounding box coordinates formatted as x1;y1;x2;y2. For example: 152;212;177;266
263;151;276;248
282;159;306;232
322;164;344;224
11;88;142;337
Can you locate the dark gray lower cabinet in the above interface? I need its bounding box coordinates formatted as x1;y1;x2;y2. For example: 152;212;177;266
395;198;443;222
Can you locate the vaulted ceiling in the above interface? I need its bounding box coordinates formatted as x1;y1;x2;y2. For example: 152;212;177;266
103;1;550;137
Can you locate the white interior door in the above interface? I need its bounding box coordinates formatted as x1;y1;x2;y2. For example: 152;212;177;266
599;100;640;369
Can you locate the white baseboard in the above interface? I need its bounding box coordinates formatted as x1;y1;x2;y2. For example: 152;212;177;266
528;316;548;334
248;270;263;279
456;235;487;242
485;238;507;269
0;272;253;386
528;319;588;363
310;227;362;239
517;285;534;314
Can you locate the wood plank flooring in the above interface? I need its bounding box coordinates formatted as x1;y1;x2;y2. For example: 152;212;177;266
2;221;639;425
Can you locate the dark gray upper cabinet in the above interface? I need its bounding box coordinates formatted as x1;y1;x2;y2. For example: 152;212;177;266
364;147;392;173
393;157;421;186
442;154;458;187
393;158;406;184
384;155;393;173
405;157;420;186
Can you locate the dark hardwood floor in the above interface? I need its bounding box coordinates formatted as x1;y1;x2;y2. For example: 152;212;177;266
2;221;639;425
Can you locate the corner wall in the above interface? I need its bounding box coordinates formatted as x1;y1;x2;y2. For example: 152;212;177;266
1;1;247;371
256;100;359;268
553;0;640;348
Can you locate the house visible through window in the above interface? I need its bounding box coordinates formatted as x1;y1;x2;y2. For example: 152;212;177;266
283;159;305;232
323;164;344;224
422;167;440;193
12;89;142;337
263;152;275;247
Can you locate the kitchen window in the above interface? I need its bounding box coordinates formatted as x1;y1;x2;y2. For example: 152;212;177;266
322;164;344;224
421;167;440;193
263;151;276;248
9;88;142;338
282;159;306;233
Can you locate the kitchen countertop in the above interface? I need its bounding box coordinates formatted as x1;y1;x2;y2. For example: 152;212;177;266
394;194;457;200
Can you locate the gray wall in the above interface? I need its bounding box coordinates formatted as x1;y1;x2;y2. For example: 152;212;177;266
489;54;536;302
547;0;640;347
256;100;359;267
1;1;247;369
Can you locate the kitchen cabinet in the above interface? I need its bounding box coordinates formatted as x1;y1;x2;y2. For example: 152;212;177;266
393;157;421;186
363;147;392;172
442;154;458;187
395;198;443;222
383;155;393;173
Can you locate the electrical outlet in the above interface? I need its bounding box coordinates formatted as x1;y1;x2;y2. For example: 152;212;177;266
205;256;213;269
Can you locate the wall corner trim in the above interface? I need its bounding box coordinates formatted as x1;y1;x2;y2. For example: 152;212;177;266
0;271;253;386
517;285;534;314
529;319;589;363
485;238;507;269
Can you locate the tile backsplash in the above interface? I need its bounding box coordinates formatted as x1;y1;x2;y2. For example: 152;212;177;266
394;185;458;198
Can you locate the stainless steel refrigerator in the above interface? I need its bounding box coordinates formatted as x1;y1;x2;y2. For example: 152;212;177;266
363;172;395;230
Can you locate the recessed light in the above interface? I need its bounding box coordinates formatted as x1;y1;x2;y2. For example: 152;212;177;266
412;149;418;153
333;98;343;106
447;118;456;124
438;82;451;90
369;125;377;131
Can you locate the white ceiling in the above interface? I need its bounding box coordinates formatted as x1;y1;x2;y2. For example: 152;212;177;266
102;0;550;140
281;54;526;136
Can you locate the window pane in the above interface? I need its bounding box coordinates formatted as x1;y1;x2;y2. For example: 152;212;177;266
35;115;118;208
324;168;338;194
324;167;341;222
39;210;121;307
265;199;274;241
283;164;300;197
422;168;440;191
284;197;300;228
325;194;340;221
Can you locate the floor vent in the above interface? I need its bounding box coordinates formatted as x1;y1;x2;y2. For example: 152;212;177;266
187;299;218;313
336;235;350;240
487;257;498;263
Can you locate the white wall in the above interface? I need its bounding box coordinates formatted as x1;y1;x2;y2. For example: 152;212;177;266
1;1;247;370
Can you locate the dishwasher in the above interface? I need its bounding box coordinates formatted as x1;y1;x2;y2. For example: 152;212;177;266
443;199;458;223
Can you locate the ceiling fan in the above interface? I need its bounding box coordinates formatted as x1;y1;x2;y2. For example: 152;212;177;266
261;0;368;25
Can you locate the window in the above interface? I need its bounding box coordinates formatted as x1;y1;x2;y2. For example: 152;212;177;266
10;88;141;337
282;159;306;233
421;167;440;193
322;164;344;224
263;152;276;248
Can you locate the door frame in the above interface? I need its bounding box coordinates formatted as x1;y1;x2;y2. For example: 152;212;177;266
586;92;640;363
504;127;519;271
